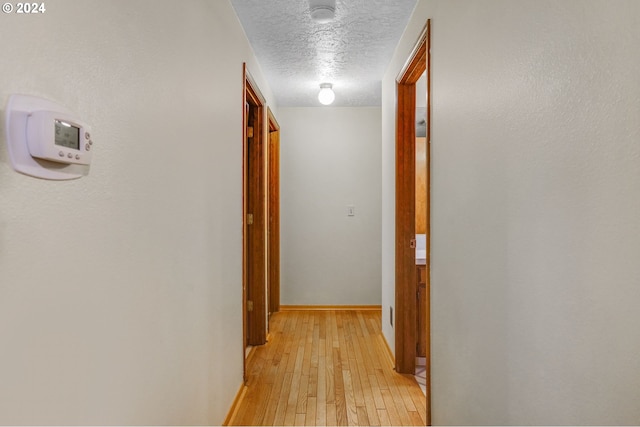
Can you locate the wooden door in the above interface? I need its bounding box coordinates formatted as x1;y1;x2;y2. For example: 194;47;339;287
243;64;267;357
267;109;280;315
396;81;419;373
246;101;266;346
417;265;427;357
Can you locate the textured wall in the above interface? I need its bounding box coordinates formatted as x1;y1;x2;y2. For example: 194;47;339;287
279;107;382;305
0;1;273;424
382;0;640;424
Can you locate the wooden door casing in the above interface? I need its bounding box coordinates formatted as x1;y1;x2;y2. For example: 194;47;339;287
395;20;431;425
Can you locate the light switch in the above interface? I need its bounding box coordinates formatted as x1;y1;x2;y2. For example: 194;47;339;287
347;205;355;216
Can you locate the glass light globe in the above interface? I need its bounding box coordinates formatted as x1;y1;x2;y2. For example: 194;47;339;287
318;83;335;105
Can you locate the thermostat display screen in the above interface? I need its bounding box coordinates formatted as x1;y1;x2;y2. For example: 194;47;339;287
54;120;80;150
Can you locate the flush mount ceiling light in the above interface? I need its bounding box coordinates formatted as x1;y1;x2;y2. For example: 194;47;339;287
318;83;335;105
310;5;335;23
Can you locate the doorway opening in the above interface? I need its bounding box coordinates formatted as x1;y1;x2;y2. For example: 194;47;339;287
242;63;267;381
395;20;431;424
415;70;428;396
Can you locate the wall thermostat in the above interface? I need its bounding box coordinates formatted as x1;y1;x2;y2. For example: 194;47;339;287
4;94;94;180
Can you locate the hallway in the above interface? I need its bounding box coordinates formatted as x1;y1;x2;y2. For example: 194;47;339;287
228;310;426;426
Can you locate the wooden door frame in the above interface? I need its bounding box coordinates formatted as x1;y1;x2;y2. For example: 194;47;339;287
242;63;267;381
267;108;280;316
395;20;431;423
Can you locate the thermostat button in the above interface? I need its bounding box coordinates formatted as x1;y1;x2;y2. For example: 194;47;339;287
85;132;91;140
67;153;73;159
59;151;64;157
75;155;80;160
85;144;91;151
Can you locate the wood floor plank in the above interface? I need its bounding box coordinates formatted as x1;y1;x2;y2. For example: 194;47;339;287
374;367;389;391
235;390;254;426
305;397;317;426
395;374;419;413
408;410;424;425
272;371;293;426
294;413;306;426
319;310;327;339
387;376;414;425
368;373;385;410
361;378;381;425
326;402;337;426
310;316;320;368
305;312;314;361
377;409;391;426
308;366;318;398
284;370;301;426
351;317;385;427
296;374;309;414
259;369;285;424
231;310;426;426
382;365;422;426
333;347;348;426
330;309;340;349
281;312;297;359
259;336;289;424
337;313;350;367
380;388;402;426
342;369;358;426
249;380;272;425
316;340;327;426
356;406;370;426
325;320;336;406
409;383;428;424
348;357;365;408
285;319;302;374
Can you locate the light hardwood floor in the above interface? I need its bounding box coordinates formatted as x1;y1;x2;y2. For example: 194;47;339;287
228;310;427;426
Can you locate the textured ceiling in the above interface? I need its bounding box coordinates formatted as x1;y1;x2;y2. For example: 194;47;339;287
231;0;418;107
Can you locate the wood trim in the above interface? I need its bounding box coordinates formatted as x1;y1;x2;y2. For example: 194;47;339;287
267;108;279;130
425;21;432;427
279;305;382;311
241;63;248;383
222;383;248;426
245;344;258;366
244;66;266;105
397;23;429;83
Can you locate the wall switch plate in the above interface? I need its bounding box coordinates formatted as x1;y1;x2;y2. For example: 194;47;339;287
347;205;355;216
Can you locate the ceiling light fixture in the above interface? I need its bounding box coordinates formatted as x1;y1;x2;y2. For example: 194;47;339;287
310;5;335;23
318;83;335;105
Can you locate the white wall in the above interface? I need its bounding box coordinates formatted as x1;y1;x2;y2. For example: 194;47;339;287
382;0;640;424
279;107;382;305
0;1;274;424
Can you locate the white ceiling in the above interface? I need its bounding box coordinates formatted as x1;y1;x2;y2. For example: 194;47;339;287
230;0;418;107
